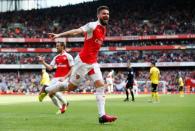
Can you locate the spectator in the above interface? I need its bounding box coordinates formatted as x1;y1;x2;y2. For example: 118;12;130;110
0;0;194;38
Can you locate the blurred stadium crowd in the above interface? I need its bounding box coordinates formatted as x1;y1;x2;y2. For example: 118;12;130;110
0;50;194;64
0;69;193;94
0;40;195;48
0;0;194;38
0;0;195;94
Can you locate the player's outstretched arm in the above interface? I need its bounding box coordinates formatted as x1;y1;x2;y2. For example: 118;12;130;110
48;28;83;39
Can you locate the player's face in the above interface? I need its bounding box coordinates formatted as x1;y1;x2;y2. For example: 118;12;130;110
98;9;109;26
56;43;63;53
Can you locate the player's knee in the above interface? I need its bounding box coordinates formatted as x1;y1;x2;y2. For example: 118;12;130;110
94;80;104;88
48;91;55;98
49;93;54;98
67;82;77;92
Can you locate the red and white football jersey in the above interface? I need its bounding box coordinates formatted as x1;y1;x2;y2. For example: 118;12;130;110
79;21;106;64
50;51;74;78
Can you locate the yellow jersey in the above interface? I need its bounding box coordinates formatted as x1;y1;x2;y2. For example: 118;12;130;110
150;66;160;84
178;77;184;87
40;72;50;86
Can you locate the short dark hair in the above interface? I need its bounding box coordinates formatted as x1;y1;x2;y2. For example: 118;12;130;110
57;42;66;49
151;61;156;66
97;5;109;14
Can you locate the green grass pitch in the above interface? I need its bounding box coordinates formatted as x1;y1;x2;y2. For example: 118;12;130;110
0;94;195;131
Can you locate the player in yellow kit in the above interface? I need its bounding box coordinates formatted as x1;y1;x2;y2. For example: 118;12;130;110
39;69;50;101
177;73;184;97
149;62;160;102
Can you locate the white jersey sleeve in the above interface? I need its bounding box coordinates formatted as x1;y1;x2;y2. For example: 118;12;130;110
80;21;98;40
66;53;74;66
80;22;93;32
80;21;98;32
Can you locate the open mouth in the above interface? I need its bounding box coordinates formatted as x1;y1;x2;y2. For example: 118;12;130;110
103;17;109;20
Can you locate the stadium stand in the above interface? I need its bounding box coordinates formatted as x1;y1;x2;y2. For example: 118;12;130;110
0;0;194;38
0;0;195;94
0;50;194;64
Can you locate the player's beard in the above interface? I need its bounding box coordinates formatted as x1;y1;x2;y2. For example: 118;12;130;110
57;48;62;53
100;18;109;26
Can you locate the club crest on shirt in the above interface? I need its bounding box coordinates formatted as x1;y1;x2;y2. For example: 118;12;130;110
95;38;103;45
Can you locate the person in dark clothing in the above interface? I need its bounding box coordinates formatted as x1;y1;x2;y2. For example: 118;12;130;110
124;62;135;102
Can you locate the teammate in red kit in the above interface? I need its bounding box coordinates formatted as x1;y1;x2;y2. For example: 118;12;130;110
38;42;74;114
48;6;117;123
